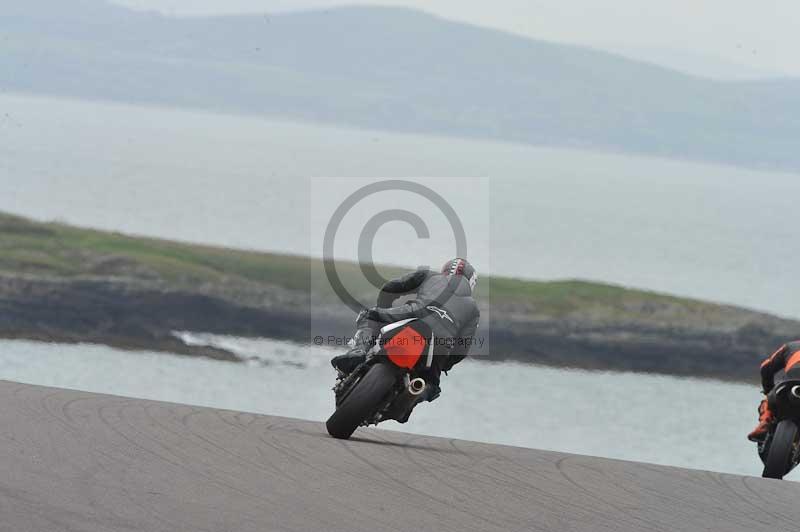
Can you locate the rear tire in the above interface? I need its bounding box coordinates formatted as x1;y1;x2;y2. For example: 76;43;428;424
326;363;398;440
763;420;799;479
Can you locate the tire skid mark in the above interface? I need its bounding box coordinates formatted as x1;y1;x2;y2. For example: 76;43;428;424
582;463;753;531
8;393;188;532
737;474;800;526
555;456;666;532
254;427;410;492
136;402;285;507
96;400;268;507
700;471;794;529
633;463;794;528
481;461;608;520
3;382;800;532
397;436;551;532
207;412;412;530
92;404;229;532
477;457;627;530
147;404;300;488
337;435;508;532
250;431;410;532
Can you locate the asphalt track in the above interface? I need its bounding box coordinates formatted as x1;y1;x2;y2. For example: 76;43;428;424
1;380;799;532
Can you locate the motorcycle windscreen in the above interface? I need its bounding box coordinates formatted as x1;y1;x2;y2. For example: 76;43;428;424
384;326;427;369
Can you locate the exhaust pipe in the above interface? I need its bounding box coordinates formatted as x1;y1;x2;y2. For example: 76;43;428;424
791;385;800;399
408;378;426;396
387;377;428;423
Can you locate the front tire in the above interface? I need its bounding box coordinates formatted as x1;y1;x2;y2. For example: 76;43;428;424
326;363;398;439
763;419;799;479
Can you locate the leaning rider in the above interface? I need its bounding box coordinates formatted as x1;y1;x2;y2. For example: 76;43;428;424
748;340;800;441
331;258;481;397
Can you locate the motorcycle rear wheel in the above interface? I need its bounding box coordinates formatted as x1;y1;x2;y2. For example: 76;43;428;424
762;419;799;479
326;362;397;440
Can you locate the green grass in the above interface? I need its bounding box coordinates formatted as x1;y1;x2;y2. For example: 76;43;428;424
488;275;704;309
0;212;309;287
0;211;737;322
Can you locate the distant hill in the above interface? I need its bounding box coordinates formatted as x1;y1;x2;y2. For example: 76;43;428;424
2;1;799;171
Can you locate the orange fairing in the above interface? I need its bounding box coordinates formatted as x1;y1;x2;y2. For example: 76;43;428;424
384;326;427;369
786;350;800;371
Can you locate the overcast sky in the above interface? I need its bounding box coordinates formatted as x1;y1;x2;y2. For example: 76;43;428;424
112;0;800;78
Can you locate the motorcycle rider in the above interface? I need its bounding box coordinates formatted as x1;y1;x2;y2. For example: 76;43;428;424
748;340;800;441
331;258;481;398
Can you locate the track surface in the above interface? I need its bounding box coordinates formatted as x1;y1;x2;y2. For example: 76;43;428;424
0;381;798;532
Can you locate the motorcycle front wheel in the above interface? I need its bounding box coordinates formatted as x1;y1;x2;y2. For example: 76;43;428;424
762;419;799;479
326;362;397;440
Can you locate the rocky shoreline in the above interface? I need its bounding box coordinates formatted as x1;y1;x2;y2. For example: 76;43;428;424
0;273;793;382
2;211;796;382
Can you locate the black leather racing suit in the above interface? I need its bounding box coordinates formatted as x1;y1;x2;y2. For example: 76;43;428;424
760;340;800;394
359;269;480;373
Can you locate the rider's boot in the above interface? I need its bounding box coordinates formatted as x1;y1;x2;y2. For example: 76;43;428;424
748;399;774;442
425;382;441;402
331;328;374;375
423;371;441;402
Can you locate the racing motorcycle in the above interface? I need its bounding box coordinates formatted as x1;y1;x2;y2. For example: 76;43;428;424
326;318;437;439
758;379;800;479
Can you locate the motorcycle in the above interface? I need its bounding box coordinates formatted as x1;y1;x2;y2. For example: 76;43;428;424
758;379;800;479
326;318;437;440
